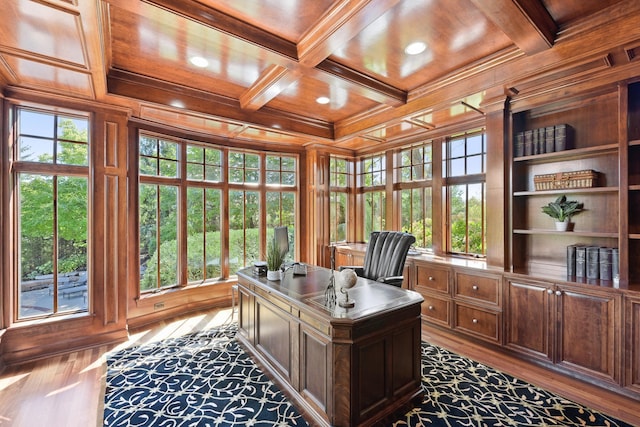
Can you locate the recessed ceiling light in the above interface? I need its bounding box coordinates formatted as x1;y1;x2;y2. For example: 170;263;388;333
404;42;427;55
189;56;209;68
316;96;330;105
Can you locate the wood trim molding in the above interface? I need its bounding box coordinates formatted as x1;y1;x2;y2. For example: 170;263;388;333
468;0;557;54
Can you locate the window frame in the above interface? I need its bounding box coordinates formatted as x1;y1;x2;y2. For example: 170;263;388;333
137;131;300;294
11;106;91;321
442;129;487;257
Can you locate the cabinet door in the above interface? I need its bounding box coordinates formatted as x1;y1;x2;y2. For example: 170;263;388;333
556;285;621;385
625;295;640;393
505;279;553;363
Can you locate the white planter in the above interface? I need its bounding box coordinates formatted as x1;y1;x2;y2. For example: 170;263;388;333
267;270;281;281
555;220;569;231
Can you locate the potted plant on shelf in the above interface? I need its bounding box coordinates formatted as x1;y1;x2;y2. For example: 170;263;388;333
541;195;584;231
266;239;284;280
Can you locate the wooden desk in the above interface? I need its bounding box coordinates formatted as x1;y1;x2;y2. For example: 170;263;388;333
236;265;424;427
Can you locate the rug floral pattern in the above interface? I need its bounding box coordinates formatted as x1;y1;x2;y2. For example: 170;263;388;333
103;323;632;427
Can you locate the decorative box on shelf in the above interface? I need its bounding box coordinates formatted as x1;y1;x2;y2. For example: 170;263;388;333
534;169;598;190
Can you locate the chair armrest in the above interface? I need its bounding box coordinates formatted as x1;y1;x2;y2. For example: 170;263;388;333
339;266;364;277
377;276;404;287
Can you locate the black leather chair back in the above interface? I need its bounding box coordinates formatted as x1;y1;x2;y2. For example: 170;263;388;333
362;231;416;282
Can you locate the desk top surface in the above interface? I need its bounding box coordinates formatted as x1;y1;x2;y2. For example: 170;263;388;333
237;265;423;322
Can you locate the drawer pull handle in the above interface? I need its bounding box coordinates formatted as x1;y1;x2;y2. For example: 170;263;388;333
428;276;435;281
555;290;562;296
472;318;478;324
547;289;553;294
472;285;479;291
428;305;434;310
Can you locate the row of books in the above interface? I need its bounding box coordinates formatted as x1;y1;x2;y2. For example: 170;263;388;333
514;124;572;157
567;245;618;281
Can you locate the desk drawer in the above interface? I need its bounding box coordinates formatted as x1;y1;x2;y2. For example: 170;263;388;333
455;272;500;306
420;295;451;327
454;304;501;343
415;264;450;294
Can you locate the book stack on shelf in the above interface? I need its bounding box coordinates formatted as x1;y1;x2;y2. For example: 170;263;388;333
567;245;618;282
514;124;572;157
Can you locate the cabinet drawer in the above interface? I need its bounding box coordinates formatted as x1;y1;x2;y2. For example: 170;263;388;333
415;264;451;294
455;272;500;306
420;295;451;327
454;304;501;343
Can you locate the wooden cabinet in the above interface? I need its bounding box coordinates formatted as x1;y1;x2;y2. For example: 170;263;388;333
414;260;502;344
414;262;452;327
452;270;502;344
506;277;622;386
624;295;640;394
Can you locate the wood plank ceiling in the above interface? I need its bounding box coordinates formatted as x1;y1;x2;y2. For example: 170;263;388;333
0;0;637;150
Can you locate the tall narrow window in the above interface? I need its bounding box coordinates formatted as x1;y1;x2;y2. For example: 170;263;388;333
329;156;350;243
443;130;486;256
398;142;433;249
186;144;222;282
360;154;386;239
14;108;90;319
139;136;179;291
266;155;297;261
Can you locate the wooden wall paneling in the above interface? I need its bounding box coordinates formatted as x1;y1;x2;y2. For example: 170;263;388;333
94;113;128;327
431;137;444;256
618;83;629;286
485;102;508;268
0;98;6;334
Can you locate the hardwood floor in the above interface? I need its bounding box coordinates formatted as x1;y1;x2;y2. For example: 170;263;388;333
0;307;638;427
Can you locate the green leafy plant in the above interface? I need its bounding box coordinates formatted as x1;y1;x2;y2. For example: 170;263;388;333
266;238;284;272
541;195;584;222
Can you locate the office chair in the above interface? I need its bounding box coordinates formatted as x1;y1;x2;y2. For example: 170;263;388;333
340;231;416;287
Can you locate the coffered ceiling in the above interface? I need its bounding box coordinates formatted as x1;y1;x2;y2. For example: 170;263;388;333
1;0;639;150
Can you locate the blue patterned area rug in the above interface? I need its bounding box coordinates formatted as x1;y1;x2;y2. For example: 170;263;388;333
103;323;632;427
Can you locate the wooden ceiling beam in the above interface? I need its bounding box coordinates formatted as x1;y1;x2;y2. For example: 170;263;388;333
239;65;301;111
107;68;334;139
297;0;402;67
468;0;557;54
131;0;299;59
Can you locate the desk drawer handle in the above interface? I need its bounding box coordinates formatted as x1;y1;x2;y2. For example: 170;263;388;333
472;318;478;324
428;305;434;310
429;276;435;281
472;284;479;291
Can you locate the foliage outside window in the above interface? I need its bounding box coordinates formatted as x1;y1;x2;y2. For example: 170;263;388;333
139;136;180;291
14;108;89;319
398;142;433;249
360;154;386;240
329;156;350;243
443;131;486;256
138;137;298;291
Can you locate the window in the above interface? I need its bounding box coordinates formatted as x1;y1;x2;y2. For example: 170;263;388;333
138;136;179;291
359;154;386;239
398;142;433;249
329;156;350;243
265;155;297;261
14;108;90;319
186;144;222;282
138;134;298;292
443;130;486;256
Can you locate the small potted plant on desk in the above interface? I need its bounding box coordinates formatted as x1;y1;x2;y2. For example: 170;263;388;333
541;195;584;231
266;239;284;281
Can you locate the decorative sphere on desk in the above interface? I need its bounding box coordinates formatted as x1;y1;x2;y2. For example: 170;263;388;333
340;268;358;290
